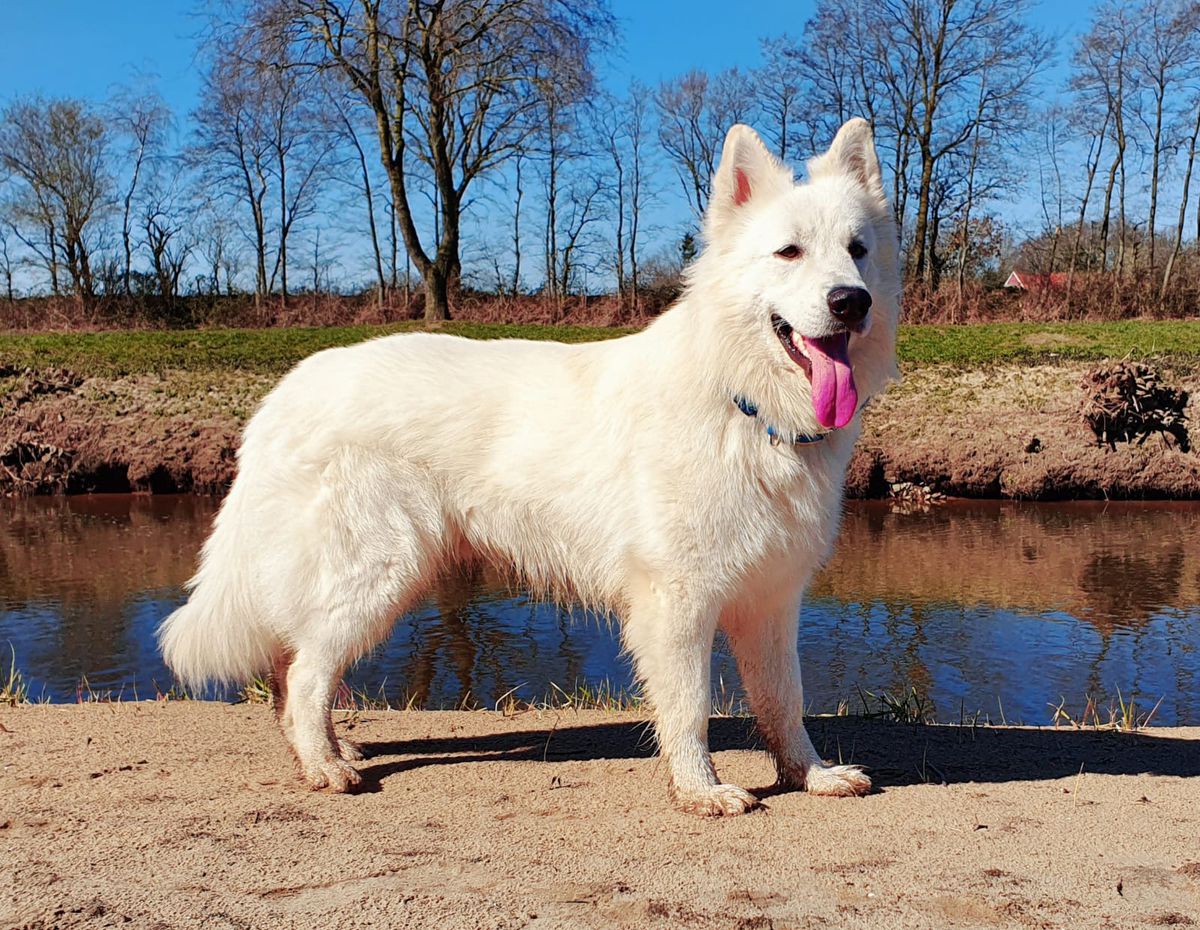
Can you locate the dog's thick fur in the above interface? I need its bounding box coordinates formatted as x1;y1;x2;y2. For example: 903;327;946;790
160;120;900;815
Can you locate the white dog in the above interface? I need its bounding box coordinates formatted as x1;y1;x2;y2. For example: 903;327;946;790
160;119;900;816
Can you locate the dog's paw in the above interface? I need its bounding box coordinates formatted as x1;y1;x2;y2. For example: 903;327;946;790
302;757;363;793
803;763;871;797
337;738;365;762
672;783;760;817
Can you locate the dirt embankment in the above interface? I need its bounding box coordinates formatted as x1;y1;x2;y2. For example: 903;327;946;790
0;367;270;494
2;704;1198;930
846;361;1200;499
1;360;1198;498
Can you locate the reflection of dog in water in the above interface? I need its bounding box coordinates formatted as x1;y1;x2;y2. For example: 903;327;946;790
160;120;901;816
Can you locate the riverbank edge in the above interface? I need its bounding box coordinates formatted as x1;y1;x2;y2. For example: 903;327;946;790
0;672;1174;733
2;328;1199;499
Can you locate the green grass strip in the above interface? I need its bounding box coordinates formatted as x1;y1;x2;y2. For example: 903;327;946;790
2;320;1198;377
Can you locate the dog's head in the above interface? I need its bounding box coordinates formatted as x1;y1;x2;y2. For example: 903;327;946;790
692;119;900;432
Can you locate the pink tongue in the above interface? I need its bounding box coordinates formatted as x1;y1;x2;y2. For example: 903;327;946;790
797;333;858;429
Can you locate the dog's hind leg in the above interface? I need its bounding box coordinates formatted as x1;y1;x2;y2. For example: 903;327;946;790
624;580;758;816
285;636;363;791
280;448;443;791
725;603;871;797
271;646;363;763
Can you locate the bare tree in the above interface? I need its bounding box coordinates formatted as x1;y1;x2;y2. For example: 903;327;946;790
551;172;604;301
196;211;240;296
787;0;1047;285
757;37;807;162
1160;2;1200;295
655;68;758;218
193;26;331;306
0;97;112;302
510;151;526;295
897;0;1050;285
193;60;272;302
1065;101;1112;296
307;227;338;293
535;72;592;303
1160;98;1200;296
334;98;388;303
0;217;15;303
141;165;195;316
1075;2;1138;275
1130;0;1198;271
954;82;1004;316
623;83;653;312
1035;110;1067;277
265;0;612;321
109;86;172;296
789;0;917;230
597;83;654;313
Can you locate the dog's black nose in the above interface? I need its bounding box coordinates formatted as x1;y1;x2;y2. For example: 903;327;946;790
827;287;872;326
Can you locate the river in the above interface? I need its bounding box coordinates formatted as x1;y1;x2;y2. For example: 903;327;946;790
2;495;1197;724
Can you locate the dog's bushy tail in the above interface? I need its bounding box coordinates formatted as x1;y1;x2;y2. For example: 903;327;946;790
158;485;276;690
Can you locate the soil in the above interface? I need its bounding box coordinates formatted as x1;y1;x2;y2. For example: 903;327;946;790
1;360;1198;499
0;368;270;494
1;704;1198;930
846;362;1200;499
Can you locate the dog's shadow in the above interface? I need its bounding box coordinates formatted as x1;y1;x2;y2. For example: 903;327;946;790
352;716;1200;792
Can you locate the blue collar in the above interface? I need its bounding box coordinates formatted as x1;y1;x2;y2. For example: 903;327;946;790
733;395;829;445
734;394;873;445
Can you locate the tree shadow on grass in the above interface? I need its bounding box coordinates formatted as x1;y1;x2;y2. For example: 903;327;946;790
356;715;1200;791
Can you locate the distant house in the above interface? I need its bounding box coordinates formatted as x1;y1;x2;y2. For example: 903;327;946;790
1003;270;1070;290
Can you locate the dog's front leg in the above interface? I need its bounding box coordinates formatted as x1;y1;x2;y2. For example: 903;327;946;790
625;587;758;816
726;603;871;797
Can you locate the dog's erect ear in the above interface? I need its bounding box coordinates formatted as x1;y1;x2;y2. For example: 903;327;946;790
807;118;886;203
705;125;793;239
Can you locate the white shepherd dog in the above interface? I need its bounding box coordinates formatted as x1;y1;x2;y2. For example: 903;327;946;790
161;119;900;816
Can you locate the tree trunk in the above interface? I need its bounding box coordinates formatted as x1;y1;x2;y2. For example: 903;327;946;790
613;155;626;309
511;153;524;295
423;263;450;322
1098;150;1119;273
955;84;988;320
1116;137;1128;278
1066;114;1108;302
121;143;146;297
255;223;268;307
278;150;289;305
544;115;560;305
1161;102;1200;300
351;128;386;308
1147;89;1164;271
911;143;935;283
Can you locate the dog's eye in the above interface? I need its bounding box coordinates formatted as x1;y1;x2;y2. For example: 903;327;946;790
849;240;868;260
775;244;803;260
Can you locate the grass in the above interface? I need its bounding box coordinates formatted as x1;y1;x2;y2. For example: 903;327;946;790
896;320;1200;367
1;319;1199;378
2;644;29;706
0;321;631;377
1049;690;1166;732
842;685;935;725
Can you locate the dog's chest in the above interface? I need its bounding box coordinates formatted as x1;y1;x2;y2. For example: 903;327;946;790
696;441;848;578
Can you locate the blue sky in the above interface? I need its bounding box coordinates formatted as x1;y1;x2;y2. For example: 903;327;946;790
2;1;1087;119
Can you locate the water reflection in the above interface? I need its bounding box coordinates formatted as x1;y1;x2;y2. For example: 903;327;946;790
1;496;1197;723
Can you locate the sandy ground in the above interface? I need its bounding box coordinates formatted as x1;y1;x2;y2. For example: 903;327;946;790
2;705;1198;929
